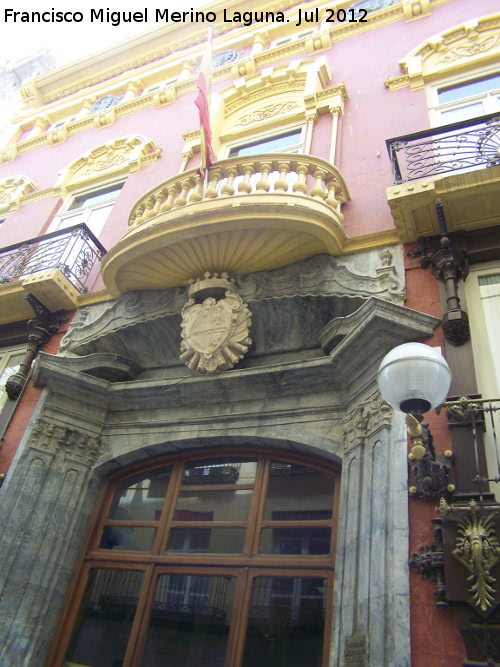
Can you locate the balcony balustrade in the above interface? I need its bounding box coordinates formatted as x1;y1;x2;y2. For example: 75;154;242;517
386;113;500;242
387;112;500;184
102;154;351;296
0;223;106;292
0;224;106;322
128;153;348;228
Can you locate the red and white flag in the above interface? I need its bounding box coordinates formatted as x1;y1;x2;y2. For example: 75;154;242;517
195;25;214;178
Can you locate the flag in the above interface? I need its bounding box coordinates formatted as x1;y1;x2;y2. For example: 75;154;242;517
195;25;214;179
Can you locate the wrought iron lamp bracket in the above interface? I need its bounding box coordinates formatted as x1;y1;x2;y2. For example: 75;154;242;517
406;414;455;499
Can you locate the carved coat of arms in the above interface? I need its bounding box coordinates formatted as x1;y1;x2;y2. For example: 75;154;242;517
180;290;252;373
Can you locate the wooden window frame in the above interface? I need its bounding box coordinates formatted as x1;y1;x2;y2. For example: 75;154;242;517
47;446;340;667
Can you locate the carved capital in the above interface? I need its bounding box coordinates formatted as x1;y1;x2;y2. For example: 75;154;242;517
29;418;101;465
343;392;393;454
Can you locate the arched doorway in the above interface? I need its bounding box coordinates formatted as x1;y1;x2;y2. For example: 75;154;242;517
51;447;340;667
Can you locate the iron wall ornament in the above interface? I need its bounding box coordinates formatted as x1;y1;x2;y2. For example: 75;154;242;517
5;294;68;399
406;202;470;346
180;273;252;373
439;498;500;613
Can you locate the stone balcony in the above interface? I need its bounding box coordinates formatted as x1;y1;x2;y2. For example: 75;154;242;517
101;153;351;296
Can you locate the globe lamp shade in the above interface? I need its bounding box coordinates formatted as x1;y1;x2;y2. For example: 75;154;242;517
377;343;452;415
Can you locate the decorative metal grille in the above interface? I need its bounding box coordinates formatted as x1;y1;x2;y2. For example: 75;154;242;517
386;112;500;184
0;223;107;293
90;94;122;114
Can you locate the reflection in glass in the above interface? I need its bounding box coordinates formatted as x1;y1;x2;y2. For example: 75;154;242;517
65;568;144;667
242;576;326;667
175;489;253;522
139;574;236;667
100;526;156;552
182;459;257;487
264;462;335;521
167;527;246;554
106;466;172;522
259;527;331;555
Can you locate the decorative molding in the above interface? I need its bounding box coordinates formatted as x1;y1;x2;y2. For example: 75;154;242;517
59;251;406;357
342;391;393;454
55;135;160;193
397;13;500;89
384;74;411;89
235;102;300;126
0;175;36;213
440;498;500;613
29;417;102;465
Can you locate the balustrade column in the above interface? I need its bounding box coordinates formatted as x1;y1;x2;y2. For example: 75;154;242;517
292;163;309;195
220;167;237;196
205;169;222;198
311;169;327;200
237;164;255;194
274;162;290;192
256;162;271;192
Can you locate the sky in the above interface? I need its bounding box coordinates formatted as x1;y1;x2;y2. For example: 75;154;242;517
0;0;208;68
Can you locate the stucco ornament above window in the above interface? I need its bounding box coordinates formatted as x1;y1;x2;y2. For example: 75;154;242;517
0;175;36;213
385;13;500;89
54;135;160;195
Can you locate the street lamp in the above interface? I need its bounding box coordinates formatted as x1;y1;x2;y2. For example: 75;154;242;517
377;342;452;416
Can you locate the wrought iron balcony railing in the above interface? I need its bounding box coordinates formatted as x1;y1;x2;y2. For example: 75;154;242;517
386;112;500;184
0;223;107;293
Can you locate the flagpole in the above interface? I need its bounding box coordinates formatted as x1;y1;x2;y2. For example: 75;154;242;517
195;23;214;191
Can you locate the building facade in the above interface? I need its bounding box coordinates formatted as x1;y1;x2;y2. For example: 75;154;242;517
0;1;499;665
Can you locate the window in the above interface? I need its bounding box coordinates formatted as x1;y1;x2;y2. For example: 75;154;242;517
428;69;500;126
0;345;25;413
53;451;339;667
50;115;78;130
144;79;177;94
227;128;304;158
272;30;315;48
51;182;124;238
465;262;500;495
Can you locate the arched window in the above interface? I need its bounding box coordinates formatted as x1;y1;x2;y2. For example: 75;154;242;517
52;449;340;667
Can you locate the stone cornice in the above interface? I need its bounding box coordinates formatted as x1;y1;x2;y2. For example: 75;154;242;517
10;0;451;119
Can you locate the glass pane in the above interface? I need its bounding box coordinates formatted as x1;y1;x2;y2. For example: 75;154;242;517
70;184;123;209
139;574;237;667
438;72;500;103
167;527;246;554
259;527;331;555
106;466;172;522
100;526;156;552
65;568;144;667
0;350;24;413
263;462;335;521
229;131;301;157
242;576;326;667
175;488;253;522
440;102;484;125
